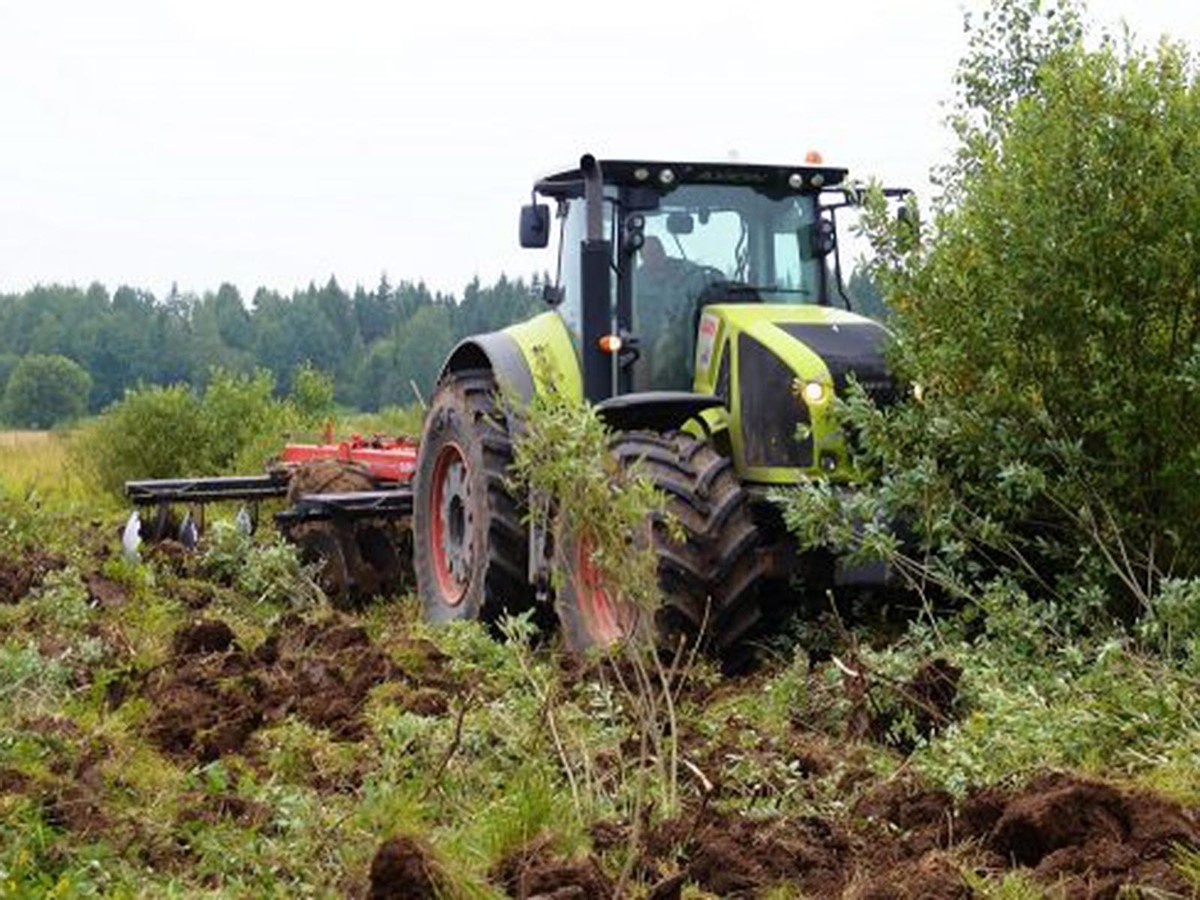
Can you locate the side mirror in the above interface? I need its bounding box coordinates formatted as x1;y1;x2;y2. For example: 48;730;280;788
520;203;550;248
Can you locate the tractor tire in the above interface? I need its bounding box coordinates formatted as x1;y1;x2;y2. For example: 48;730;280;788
555;431;768;659
413;369;533;624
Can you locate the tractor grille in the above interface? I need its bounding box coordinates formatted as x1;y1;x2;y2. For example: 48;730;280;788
779;322;898;407
738;334;813;468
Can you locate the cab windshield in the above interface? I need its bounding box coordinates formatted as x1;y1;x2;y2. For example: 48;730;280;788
634;184;822;305
631;184;824;390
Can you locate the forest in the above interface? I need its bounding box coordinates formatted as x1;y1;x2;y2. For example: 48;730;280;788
0;274;546;426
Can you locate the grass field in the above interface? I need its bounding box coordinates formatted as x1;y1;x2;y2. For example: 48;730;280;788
0;429;98;505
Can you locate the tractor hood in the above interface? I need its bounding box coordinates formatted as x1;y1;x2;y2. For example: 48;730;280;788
693;304;894;484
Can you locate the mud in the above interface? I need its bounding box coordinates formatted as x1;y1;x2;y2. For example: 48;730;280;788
145;615;454;763
85;572;128;607
637;774;1199;899
977;773;1200;898
0;550;64;602
368;835;445;900
492;834;614;899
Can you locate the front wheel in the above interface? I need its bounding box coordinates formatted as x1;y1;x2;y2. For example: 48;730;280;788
555;431;768;659
413;370;533;624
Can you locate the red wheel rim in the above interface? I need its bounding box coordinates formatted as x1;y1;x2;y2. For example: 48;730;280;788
573;532;635;646
428;442;471;605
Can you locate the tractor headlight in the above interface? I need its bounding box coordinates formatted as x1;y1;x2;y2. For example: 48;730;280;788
801;381;827;405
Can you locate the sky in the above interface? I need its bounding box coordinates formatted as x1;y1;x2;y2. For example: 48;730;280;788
1;0;1198;302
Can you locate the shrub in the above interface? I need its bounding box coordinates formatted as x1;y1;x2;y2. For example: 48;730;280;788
778;1;1200;628
76;369;301;498
1;354;92;429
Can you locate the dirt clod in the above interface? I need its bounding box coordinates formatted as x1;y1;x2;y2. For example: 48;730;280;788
85;572;128;607
0;767;31;794
493;835;613;900
906;657;961;733
172;619;237;656
0;551;65;603
985;774;1200;896
856;851;971;900
644;811;850;898
635;773;1199;900
368;835;445;900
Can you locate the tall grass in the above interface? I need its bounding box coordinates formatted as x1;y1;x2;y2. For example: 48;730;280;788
0;430;100;506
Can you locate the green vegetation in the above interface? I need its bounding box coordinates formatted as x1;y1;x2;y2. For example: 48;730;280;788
772;0;1200;843
1;355;92;429
71;368;332;499
781;1;1200;613
0;275;544;423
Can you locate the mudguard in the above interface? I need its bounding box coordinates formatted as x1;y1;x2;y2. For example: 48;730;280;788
595;392;723;432
439;330;536;404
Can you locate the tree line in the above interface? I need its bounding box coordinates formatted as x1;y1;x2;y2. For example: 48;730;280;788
0;275;546;427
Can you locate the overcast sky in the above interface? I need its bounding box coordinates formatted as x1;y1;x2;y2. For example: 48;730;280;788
1;0;1197;301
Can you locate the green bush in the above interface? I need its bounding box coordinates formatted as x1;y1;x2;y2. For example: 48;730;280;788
2;354;92;429
780;2;1200;627
75;369;302;498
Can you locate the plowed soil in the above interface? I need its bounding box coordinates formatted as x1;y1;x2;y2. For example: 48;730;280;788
145;615;455;763
492;834;614;900
0;550;64;602
637;774;1199;899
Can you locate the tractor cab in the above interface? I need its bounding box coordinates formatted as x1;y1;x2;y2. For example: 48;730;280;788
523;157;852;402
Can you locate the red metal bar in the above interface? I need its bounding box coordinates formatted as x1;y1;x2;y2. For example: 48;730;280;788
278;435;419;484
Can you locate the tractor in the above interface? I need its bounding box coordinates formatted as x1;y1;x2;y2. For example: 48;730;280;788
125;153;907;657
412;154;907;656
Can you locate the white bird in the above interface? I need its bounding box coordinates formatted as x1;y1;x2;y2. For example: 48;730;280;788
122;511;142;563
235;506;254;536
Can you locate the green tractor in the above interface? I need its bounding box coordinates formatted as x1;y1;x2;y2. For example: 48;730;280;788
413;154;906;656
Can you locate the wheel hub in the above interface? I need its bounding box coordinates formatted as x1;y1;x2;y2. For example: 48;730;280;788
440;457;473;581
575;533;632;645
429;443;474;604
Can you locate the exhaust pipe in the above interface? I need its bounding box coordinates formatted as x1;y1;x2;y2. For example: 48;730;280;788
580;154;604;242
578;153;612;403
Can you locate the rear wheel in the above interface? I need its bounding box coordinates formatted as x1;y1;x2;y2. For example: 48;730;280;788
555;431;768;659
413;370;533;623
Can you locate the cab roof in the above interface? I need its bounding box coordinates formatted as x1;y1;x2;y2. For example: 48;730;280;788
534;159;849;200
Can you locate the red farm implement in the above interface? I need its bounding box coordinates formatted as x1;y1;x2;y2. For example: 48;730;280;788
125;434;419;603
